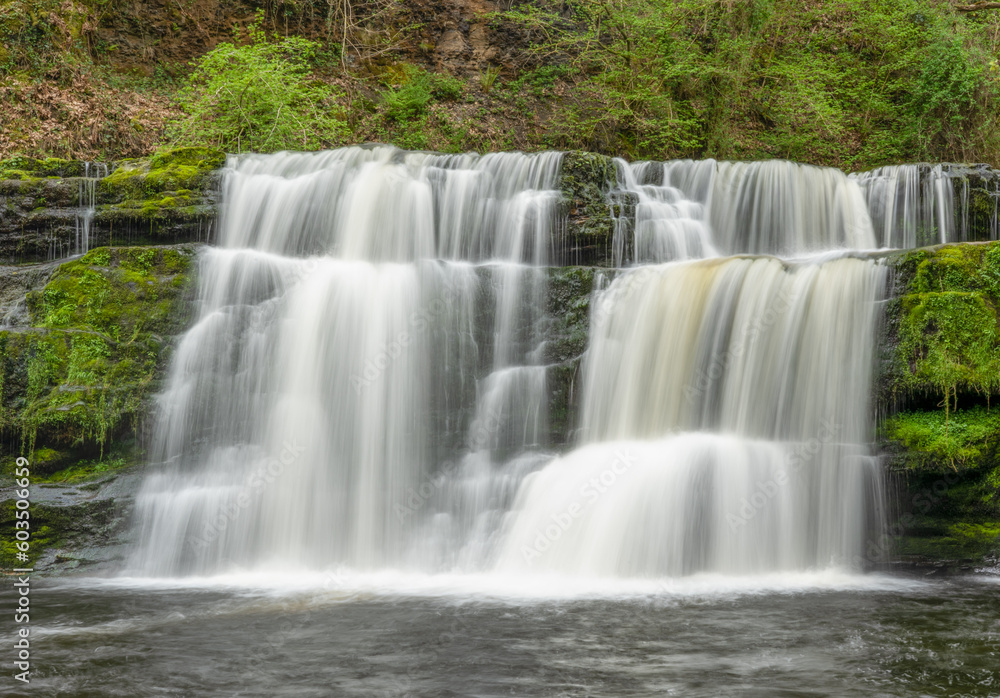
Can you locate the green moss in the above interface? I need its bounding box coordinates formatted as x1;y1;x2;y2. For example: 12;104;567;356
0;246;197;452
100;146;224;203
545;266;597;443
546;266;596;364
0;498;63;569
881;243;1000;558
884;407;1000;471
0;497;121;569
560;151;616;239
559;151;621;265
0;156;84;179
41;456;128;484
889;242;1000;410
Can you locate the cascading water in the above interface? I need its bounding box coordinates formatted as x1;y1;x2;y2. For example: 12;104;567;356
129;147;563;575
495;256;887;576
851;164;954;248
850;163;1000;248
608;159;715;265
75;161;107;256
610;159;876;264
130;147;899;581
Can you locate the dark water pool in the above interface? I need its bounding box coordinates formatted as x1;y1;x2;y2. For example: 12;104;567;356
3;573;998;697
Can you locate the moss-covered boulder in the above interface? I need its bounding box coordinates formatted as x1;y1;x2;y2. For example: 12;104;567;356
0;245;198;452
0;147;224;263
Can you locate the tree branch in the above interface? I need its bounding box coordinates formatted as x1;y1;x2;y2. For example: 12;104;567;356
953;2;1000;12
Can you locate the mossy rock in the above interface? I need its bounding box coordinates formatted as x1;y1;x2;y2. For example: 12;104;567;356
545;266;596;365
0;156;86;179
880;243;1000;561
1;147;223;263
0;245;198;452
882;407;1000;531
545;266;597;443
881;242;1000;410
893;520;1000;564
943;164;1000;242
0;497;123;570
558;151;619;266
100;146;225;204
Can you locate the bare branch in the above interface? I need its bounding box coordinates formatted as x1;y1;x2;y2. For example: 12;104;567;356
953;2;1000;11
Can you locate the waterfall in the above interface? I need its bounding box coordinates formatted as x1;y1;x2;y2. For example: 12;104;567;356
850;164;953;248
129;147;563;575
610;159;877;264
609;159;715;265
75;161;107;256
494;256;887;576
130;146;898;580
850;163;1000;248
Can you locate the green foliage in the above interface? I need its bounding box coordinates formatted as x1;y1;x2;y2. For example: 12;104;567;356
891;243;1000;413
895;520;1000;561
884;407;1000;471
383;66;464;122
167;14;347;153
904;36;982;159
496;0;1000;166
479;66;502;94
372;66;467;151
0;246;195;452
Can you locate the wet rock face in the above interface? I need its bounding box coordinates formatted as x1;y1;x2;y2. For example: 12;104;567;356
0;147;223;264
0;244;199;574
943;163;1000;242
0;244;199;452
557;151;619;266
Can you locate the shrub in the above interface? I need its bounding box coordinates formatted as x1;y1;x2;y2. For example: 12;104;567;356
167;15;347;153
383;66;464;122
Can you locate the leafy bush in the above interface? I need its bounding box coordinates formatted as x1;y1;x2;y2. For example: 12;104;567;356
904;36;987;160
167;16;347;153
383;66;464;122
